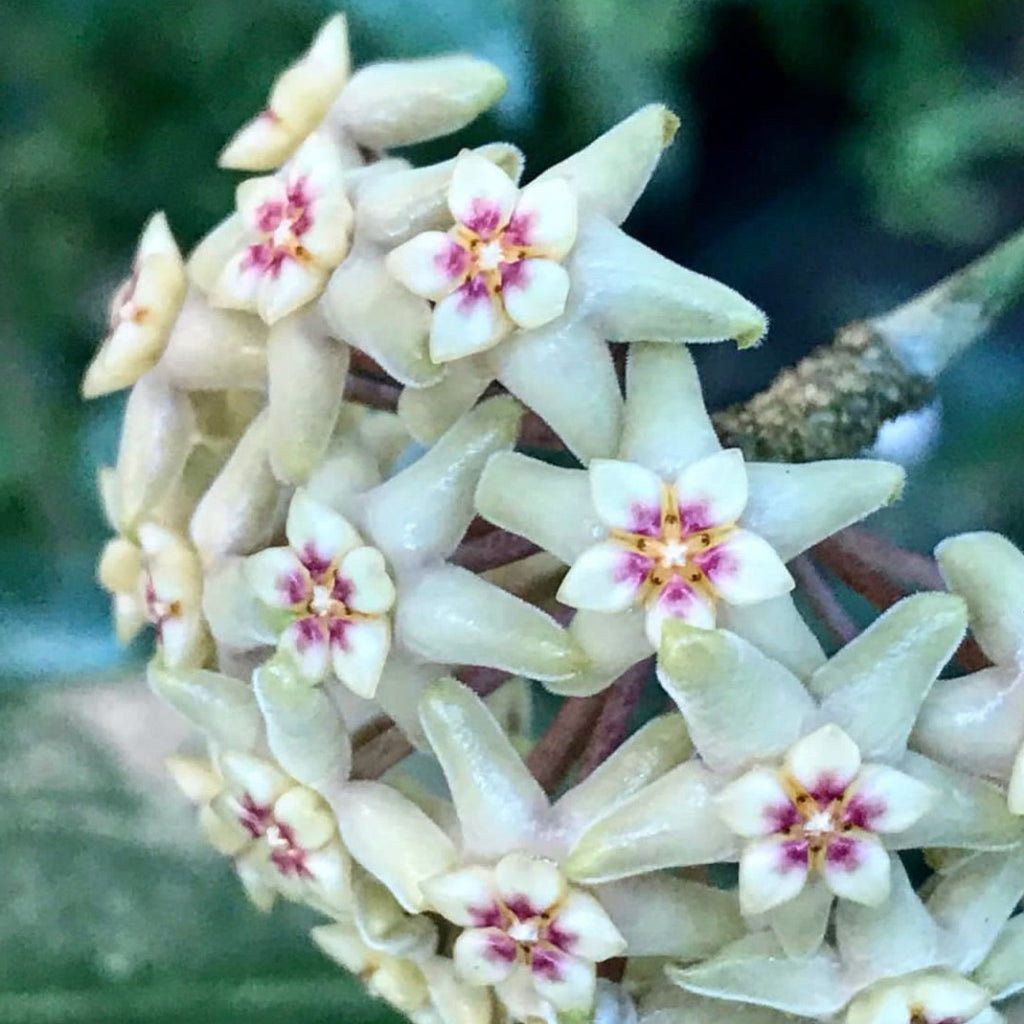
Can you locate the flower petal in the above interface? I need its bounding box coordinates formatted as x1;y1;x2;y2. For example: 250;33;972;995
209;247;266;312
280;616;331;682
337;546;396;614
508;177;578;258
329;616;390;699
715;769;797;839
644;578;716;647
785;724;862;801
273;785;336;850
905;973;992;1024
244;547;311;610
285;489;363;573
531;949;597;1011
430;282;509;362
495;853;566;918
448;149;518;236
422;866;501;928
588;459;664;535
821;834;891;905
696;529;794;606
738;836;810;915
387;230;469;300
219;751;291;806
843;763;937;835
673;449;748;530
557;541;649;613
1009;742;1024;815
501;258;570;330
453;927;519;986
549;890;626;962
256;257;327;325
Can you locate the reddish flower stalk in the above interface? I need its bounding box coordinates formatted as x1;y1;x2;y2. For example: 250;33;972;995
525;694;606;793
790;553;859;647
578;658;653;779
453;529;541;572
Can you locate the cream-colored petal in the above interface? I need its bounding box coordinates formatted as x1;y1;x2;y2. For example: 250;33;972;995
337;546;395;614
738;836;810;915
98;537;142;594
531;950;597;1012
785;724;862;798
566;762;739;883
557;541;648;613
209;248;265;314
588;459;665;534
550;890;626;962
718;595;827;680
219;113;297;174
279;616;331;683
576;216;768;348
821;834;891;906
715;769;795;839
743;460;906;563
265;310;348;485
330;616;390;699
256;258;327;325
236;174;287;228
844;763;937;835
495;853;566;916
285;487;363;568
398;356;492;445
673;449;748;529
448;149;518;236
645;579;716;647
422;866;500;928
244;546;310;610
699;529;794;607
386;231;468;300
219;750;291;806
510;177;578;259
430;283;509;362
273;785;336;850
501;258;571;330
453;928;518;986
1009;743;1024;815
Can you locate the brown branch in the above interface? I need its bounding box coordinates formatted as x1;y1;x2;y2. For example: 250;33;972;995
791;554;859;647
525;695;606;794
578;659;652;779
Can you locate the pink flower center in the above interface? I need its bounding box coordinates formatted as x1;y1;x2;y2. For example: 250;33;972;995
766;773;880;873
234;793;313;880
609;482;739;610
244;177;316;278
143;570;180;640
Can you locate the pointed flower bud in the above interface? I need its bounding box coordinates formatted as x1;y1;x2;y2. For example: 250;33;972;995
82;212;187;398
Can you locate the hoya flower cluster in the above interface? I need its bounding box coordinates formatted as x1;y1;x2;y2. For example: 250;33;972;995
83;15;1024;1024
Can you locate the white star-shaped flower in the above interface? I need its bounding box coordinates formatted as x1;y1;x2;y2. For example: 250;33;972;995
477;343;906;694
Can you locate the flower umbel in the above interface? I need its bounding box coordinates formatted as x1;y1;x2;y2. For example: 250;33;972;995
557;451;794;645
388;149;578;362
716;724;935;914
244;488;396;695
424;852;625;1012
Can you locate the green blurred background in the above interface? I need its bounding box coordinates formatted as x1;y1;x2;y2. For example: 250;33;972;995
2;0;1024;1021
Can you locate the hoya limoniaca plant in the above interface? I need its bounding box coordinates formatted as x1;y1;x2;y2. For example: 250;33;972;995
83;12;1024;1024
